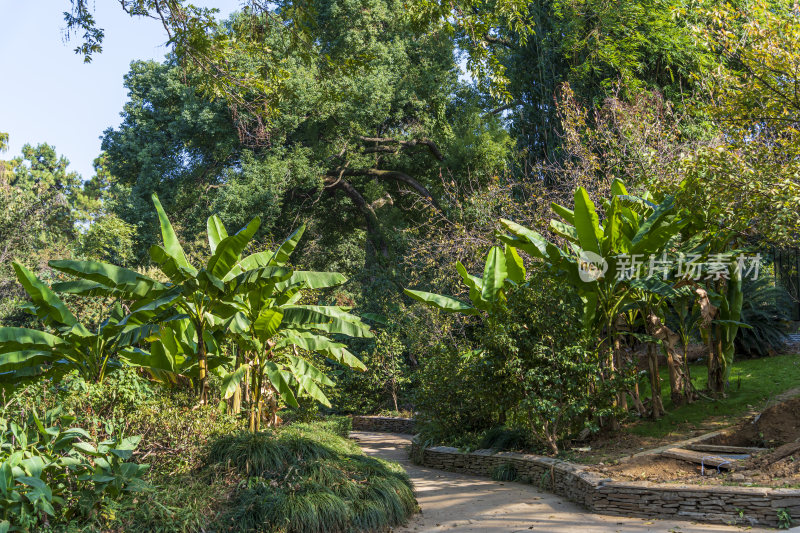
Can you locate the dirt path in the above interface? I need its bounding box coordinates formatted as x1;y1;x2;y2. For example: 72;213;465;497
352;431;770;533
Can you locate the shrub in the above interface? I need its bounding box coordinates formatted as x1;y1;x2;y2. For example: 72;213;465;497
479;427;529;451
479;271;615;454
0;408;147;531
736;277;792;357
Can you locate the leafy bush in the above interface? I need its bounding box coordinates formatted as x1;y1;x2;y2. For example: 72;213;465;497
413;343;500;441
481;277;616;454
0;408;147;531
208;422;416;532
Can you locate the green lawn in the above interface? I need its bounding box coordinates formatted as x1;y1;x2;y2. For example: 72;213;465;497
630;353;800;439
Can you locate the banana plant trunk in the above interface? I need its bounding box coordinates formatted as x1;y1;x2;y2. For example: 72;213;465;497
707;271;743;396
646;342;665;419
197;321;208;404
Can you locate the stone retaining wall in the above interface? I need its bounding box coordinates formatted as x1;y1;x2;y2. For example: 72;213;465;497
351;415;416;434
410;441;800;528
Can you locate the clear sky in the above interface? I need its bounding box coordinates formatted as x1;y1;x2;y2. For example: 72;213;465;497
0;1;242;180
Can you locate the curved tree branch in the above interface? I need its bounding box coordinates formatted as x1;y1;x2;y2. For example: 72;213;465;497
483;34;516;49
332;168;441;210
324;176;389;257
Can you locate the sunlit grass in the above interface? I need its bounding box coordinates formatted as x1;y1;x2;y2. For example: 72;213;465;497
631;353;800;438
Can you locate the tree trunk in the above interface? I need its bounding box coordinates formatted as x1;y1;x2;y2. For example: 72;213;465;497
647;343;665;419
231;346;242;414
613;335;628;412
708;324;726;396
197;321;208;404
647;313;692;406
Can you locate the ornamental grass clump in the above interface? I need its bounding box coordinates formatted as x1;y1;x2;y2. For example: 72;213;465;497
209;424;416;532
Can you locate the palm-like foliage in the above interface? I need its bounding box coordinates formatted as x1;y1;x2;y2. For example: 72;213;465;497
219;225;370;431
404;245;524;315
52;195;370;423
0;263;153;384
735;277;791;356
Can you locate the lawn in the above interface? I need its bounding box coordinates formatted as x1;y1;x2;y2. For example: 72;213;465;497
630;352;800;439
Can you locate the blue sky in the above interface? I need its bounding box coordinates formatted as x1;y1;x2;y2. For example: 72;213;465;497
0;1;242;180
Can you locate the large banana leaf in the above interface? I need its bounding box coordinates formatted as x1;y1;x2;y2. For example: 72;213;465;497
280;332;366;370
232;266;293;291
12;263;78;329
549;219;579;243
206;214;229;254
269;225;306;266
49;260;167;299
456;262;488;310
151;194;195;274
220;363;250;399
263;361;298;407
274;271;347;291
498;219;549;258
0;328;68;354
573;187;602;254
550;202;575;225
504;245;526;283
286;355;333;406
206;217;261;279
281;306;374;338
403;289;478;314
480;246;507;304
254;308;283;341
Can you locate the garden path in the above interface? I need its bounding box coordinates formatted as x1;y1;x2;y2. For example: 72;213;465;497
352;431;769;533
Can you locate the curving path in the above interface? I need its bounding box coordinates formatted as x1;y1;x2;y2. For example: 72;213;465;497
352;431;771;533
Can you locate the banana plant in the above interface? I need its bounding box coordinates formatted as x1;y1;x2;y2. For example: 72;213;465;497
704;266;745;395
0;263;157;385
53;194;271;402
497;180;690;418
404;245;525;315
54;196;371;415
218;225;371;431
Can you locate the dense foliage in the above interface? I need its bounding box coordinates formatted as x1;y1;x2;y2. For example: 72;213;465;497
1;0;799;528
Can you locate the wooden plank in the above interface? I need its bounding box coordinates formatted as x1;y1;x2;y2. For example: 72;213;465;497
685;444;765;455
620;430;727;463
661;448;741;470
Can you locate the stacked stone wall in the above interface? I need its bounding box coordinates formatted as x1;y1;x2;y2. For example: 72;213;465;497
351;415;416;434
410;440;800;528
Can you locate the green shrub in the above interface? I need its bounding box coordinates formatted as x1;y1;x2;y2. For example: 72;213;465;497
0;408;147;531
736;277;792;357
414;268;614;454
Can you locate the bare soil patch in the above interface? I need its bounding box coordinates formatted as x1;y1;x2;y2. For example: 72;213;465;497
591;397;800;487
710;397;800;447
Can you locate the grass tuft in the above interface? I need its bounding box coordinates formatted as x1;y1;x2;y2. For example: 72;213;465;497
209;423;416;532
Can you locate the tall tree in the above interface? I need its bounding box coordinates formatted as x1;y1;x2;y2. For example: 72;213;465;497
101;0;510;272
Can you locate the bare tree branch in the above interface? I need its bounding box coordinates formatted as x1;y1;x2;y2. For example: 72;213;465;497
331;168;441;209
357;137;444;161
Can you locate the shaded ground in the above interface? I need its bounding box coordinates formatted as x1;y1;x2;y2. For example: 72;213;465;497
353;431;766;533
